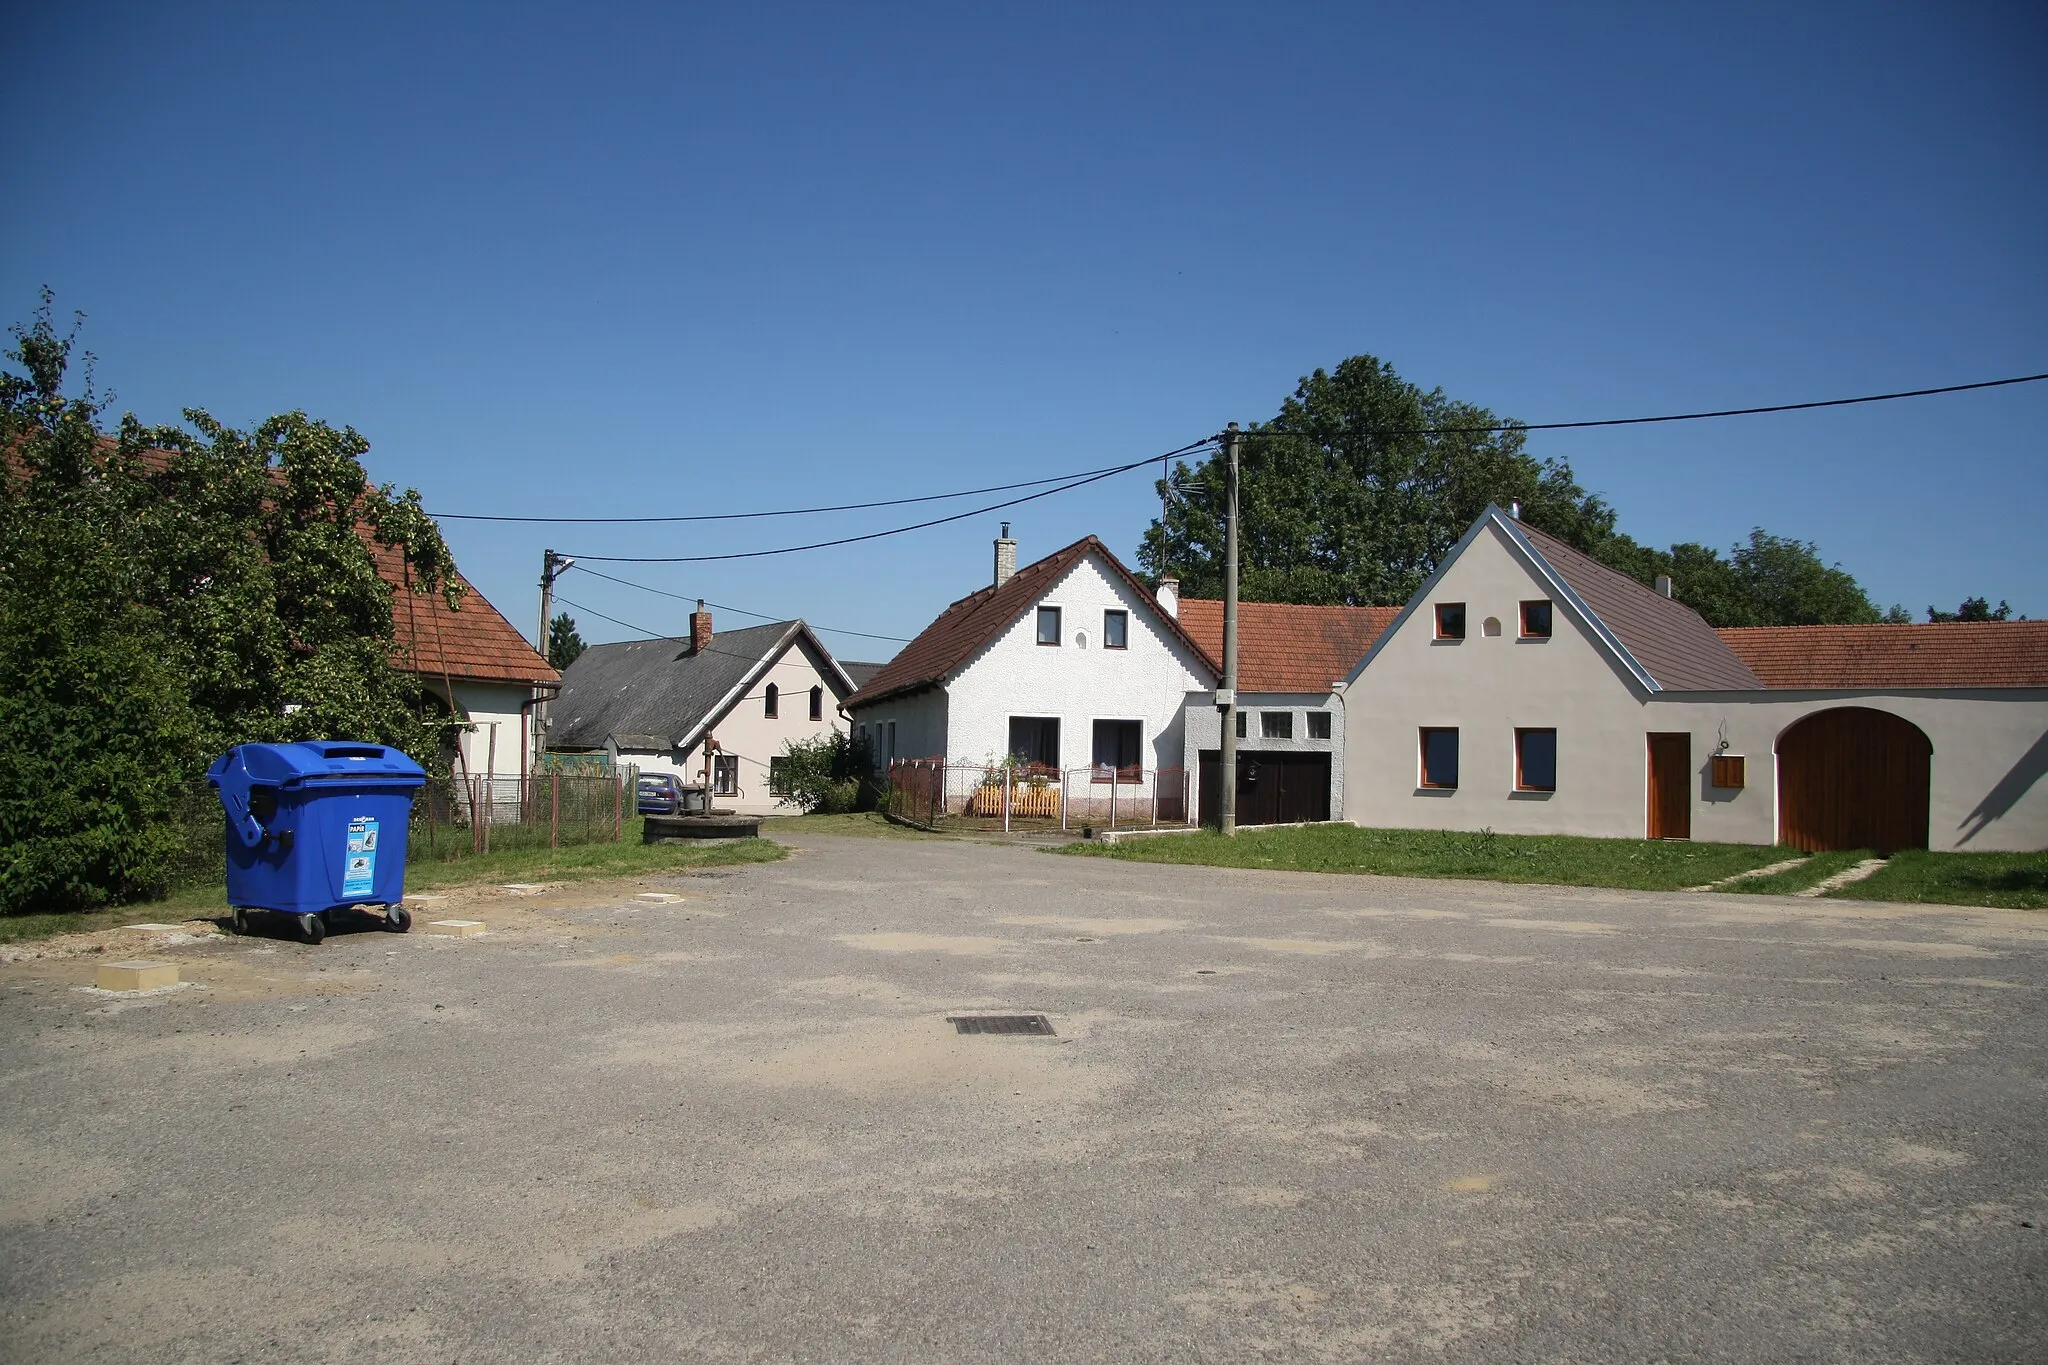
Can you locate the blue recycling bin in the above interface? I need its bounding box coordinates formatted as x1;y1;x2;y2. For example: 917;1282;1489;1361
207;742;428;943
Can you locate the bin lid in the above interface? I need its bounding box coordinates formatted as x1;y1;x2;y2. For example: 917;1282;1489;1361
207;741;427;789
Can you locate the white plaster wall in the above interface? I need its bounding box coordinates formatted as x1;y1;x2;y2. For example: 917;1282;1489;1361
944;552;1211;777
1343;522;2048;850
850;688;949;768
1183;690;1348;816
670;635;851;815
450;682;532;781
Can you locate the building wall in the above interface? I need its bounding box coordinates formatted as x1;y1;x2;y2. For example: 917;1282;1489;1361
1182;690;1348;818
850;688;949;768
449;681;533;781
1342;521;2048;851
940;552;1211;777
665;635;851;815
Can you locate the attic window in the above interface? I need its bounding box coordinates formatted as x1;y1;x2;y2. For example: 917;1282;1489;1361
1037;606;1062;646
1521;601;1553;639
764;683;779;718
1103;609;1128;649
1435;603;1466;640
809;685;823;721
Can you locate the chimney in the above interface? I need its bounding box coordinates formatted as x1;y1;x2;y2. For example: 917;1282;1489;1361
689;599;713;653
1655;575;1674;599
993;522;1017;588
1156;576;1180;619
1508;501;1522;520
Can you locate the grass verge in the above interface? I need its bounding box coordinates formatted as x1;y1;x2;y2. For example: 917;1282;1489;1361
1712;850;1870;896
761;811;930;839
0;828;786;945
1057;824;1799;892
1827;850;2048;910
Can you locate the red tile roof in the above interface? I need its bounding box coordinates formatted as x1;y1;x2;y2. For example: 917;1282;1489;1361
370;538;558;688
846;536;1219;708
1176;599;1397;693
1717;622;2048;689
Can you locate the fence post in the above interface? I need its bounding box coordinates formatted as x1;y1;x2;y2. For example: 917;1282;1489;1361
613;772;621;840
550;773;561;849
1061;769;1069;833
1110;771;1117;830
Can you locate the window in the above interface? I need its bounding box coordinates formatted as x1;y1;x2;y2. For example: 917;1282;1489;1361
886;721;897;765
1520;600;1553;639
1516;728;1557;791
764;683;779;718
1307;711;1332;740
1420;728;1459;788
1008;716;1061;771
1103;609;1128;649
809;685;823;721
1235;710;1247;738
1261;711;1293;739
1435;603;1466;640
713;755;740;796
768;755;790;796
1092;719;1142;782
1711;754;1746;789
1037;606;1062;646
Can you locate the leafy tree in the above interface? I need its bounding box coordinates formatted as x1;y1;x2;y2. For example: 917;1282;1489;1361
1928;597;2017;622
548;612;587;670
1143;352;1903;627
1;291;464;912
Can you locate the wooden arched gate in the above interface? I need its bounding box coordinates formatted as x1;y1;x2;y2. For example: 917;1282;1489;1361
1776;707;1931;854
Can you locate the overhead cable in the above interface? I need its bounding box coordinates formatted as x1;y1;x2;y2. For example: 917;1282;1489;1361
564;565;912;643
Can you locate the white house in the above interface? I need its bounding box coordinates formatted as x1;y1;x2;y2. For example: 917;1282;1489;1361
844;527;1218;793
1341;505;2048;852
548;604;859;815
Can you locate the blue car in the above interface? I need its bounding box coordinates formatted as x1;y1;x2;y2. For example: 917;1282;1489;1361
637;773;687;816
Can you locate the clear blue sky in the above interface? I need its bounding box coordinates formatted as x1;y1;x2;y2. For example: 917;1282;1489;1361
7;1;2044;654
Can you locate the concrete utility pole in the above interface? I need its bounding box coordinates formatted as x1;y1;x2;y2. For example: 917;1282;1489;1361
536;549;574;756
1219;424;1241;836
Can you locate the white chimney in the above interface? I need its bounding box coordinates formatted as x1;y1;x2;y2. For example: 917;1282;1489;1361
1156;576;1180;619
1509;501;1522;520
1655;574;1675;599
993;522;1017;588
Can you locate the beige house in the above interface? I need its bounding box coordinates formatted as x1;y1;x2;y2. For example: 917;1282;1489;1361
548;604;859;815
1342;506;2048;853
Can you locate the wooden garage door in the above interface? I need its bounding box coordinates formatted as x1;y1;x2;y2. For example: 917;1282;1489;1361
1198;751;1332;828
1777;707;1931;854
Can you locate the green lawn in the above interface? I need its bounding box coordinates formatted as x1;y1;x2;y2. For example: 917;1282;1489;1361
1711;850;1868;896
760;811;931;839
0;826;785;945
1058;824;1799;892
1828;849;2048;910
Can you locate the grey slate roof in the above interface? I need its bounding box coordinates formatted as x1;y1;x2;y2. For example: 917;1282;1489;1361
1515;522;1765;692
838;660;887;690
552;621;825;753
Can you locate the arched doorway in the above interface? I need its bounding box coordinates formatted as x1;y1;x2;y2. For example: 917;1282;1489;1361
1776;708;1931;853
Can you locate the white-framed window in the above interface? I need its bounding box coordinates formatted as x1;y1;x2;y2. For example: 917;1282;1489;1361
1307;711;1332;739
713;755;740;796
1261;711;1293;739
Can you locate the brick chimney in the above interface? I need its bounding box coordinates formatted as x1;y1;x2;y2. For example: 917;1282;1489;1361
993;522;1017;588
1156;576;1180;619
689;599;713;653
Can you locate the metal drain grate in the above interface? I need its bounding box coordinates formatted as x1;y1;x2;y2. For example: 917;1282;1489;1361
948;1014;1055;1036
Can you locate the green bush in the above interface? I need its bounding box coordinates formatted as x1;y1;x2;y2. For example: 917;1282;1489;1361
774;732;877;814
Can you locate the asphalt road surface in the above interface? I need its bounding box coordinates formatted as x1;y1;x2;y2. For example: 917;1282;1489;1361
3;833;2044;1362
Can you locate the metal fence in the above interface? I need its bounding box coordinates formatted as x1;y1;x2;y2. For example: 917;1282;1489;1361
884;760;1192;834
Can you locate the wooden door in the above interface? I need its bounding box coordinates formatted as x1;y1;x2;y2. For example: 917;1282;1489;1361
1776;707;1930;853
1647;733;1691;840
1199;752;1331;827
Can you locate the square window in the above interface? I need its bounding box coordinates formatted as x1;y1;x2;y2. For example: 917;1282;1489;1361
1103;609;1128;649
1037;606;1062;645
1261;711;1293;739
1235;710;1247;738
1420;728;1459;788
1435;603;1466;640
1516;728;1557;791
1008;716;1060;770
1521;600;1553;639
1307;711;1332;739
1091;719;1142;782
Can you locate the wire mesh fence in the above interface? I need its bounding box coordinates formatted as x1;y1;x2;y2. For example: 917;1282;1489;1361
884;760;1192;834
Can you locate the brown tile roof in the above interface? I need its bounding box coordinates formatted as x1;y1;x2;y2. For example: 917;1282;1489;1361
1717;621;2048;689
371;538;558;688
1515;521;1764;691
845;536;1219;708
1176;599;1396;693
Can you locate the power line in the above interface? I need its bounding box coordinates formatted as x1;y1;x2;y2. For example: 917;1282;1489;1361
563;439;1218;565
1242;372;2048;440
565;564;913;643
430;445;1212;524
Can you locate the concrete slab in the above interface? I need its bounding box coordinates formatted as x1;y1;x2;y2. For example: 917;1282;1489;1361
423;919;486;937
93;960;179;993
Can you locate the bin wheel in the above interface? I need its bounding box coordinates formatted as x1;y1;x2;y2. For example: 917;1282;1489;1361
297;913;325;946
385;906;412;933
230;907;250;936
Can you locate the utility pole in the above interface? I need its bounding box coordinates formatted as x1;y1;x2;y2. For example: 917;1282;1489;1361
536;549;574;757
1219;424;1241;837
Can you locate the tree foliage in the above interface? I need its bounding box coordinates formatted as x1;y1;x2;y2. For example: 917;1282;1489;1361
1142;353;1905;627
1;292;465;912
1928;597;2017;623
548;612;587;671
772;730;876;814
